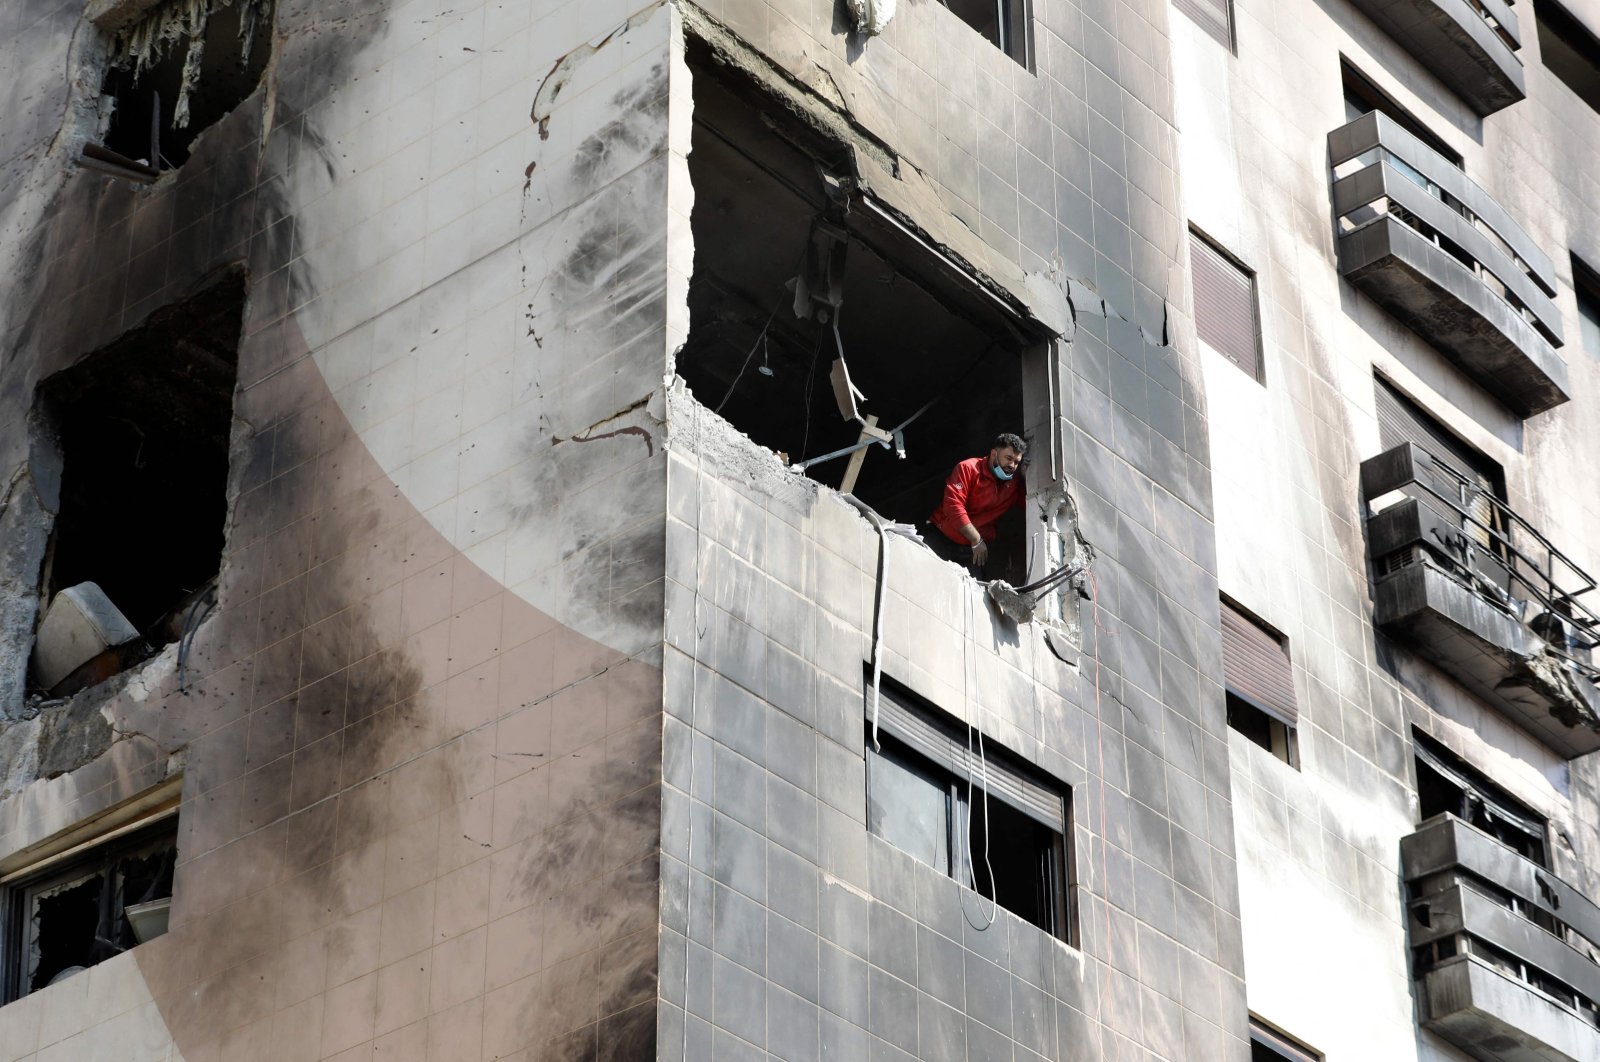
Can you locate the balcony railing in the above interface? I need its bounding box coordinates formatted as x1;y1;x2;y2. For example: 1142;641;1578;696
1404;814;1600;1060
1361;442;1600;757
1345;0;1526;115
1331;112;1569;417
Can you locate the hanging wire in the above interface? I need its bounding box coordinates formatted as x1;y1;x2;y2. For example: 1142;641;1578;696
713;305;780;414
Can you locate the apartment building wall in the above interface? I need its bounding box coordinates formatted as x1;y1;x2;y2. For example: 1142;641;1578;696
0;2;1256;1062
659;0;1250;1059
1173;0;1600;1058
0;0;675;1058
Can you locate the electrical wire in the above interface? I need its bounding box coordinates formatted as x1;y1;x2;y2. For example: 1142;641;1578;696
713;305;778;415
957;585;998;931
1088;568;1121;1061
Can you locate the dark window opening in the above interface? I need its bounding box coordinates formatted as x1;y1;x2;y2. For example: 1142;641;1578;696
938;0;1032;67
31;273;243;696
1175;0;1234;52
1572;254;1600;358
1221;598;1298;767
1190;229;1262;381
1341;60;1462;167
1534;0;1600;113
87;0;275;178
1250;1018;1322;1062
1373;376;1511;589
866;677;1073;941
1414;731;1548;865
2;816;177;1002
680;44;1036;584
1227;692;1297;766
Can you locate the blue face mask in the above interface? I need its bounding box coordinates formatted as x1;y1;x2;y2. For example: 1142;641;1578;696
991;463;1014;481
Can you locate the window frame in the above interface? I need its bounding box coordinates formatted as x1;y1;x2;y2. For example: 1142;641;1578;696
1;812;179;1003
1174;0;1235;52
865;679;1075;943
1571;253;1600;358
1340;59;1462;168
938;0;1035;69
1533;0;1600;114
1249;1017;1322;1062
1221;597;1299;768
1190;227;1264;383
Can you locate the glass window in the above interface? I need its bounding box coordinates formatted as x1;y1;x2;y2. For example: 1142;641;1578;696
865;723;1071;939
4;818;178;1001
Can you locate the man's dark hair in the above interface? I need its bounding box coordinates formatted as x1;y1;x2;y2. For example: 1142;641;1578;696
993;432;1027;455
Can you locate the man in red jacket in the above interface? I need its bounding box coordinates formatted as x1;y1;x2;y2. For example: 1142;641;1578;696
927;433;1027;576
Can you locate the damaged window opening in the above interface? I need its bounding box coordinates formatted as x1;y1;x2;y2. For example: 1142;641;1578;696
679;44;1042;586
937;0;1032;68
1414;731;1548;865
85;0;274;178
1;815;177;1002
30;272;243;697
866;677;1074;941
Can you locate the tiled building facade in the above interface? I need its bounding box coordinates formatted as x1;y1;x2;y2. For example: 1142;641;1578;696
0;3;1593;1062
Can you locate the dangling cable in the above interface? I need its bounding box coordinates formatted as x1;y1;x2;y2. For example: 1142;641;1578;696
1088;568;1121;1061
958;586;998;930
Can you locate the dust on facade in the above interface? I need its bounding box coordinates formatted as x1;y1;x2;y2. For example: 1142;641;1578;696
1;0;1599;1059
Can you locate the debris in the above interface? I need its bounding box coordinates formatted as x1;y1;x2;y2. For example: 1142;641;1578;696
31;583;141;693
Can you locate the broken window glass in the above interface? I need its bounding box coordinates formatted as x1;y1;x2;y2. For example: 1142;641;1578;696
1414;732;1548;865
31;273;242;696
679;43;1038;583
86;0;274;177
3;818;177;1001
866;678;1073;939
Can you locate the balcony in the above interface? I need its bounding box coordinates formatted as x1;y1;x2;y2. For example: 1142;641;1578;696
1403;814;1600;1061
1346;0;1526;115
1361;442;1600;758
1331;113;1569;417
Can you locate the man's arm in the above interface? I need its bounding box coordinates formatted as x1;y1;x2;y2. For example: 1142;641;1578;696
940;463;988;564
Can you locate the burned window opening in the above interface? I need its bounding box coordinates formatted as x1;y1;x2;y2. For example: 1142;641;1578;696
30;272;244;696
2;816;177;1002
90;0;274;175
680;48;1039;585
1414;731;1548;865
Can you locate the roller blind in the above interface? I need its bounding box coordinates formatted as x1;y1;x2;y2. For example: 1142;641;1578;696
874;686;1065;833
1191;233;1259;378
1221;601;1296;726
1174;0;1233;50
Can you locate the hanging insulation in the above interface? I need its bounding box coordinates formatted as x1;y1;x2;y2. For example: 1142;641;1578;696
108;0;268;130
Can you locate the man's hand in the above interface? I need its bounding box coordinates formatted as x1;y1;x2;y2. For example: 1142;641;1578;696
960;523;987;567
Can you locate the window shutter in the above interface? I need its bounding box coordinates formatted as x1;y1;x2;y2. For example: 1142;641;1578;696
1174;0;1233;50
1221;601;1296;726
875;687;1065;833
1191;234;1260;378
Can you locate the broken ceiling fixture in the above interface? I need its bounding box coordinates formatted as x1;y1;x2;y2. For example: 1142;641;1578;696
789;219;850;322
87;0;275;175
847;0;897;35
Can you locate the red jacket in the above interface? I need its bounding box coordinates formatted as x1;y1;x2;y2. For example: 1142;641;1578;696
930;457;1023;544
